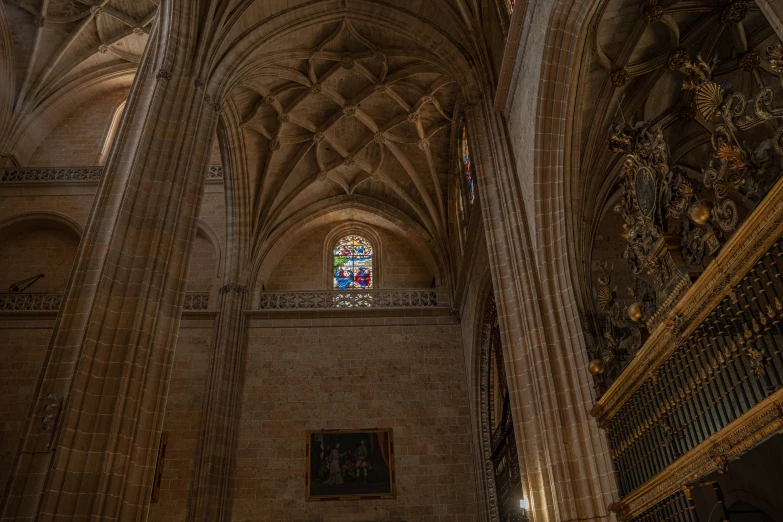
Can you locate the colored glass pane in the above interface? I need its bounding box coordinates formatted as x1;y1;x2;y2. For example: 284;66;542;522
333;235;373;290
462;127;475;205
507;0;515;11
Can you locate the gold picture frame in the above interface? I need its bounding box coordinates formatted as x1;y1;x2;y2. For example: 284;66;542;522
306;428;395;501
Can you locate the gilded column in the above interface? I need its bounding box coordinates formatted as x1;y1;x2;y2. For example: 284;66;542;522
0;2;219;520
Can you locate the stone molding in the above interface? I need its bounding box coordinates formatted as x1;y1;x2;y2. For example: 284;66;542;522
0;165;224;183
611;388;783;520
594;174;783;425
257;290;438;310
0;293;62;311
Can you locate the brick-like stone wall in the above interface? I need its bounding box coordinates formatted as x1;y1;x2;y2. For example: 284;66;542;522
0;321;57;495
231;321;478;522
186;233;218;293
146;321;214;522
0;227;80;293
28;89;128;167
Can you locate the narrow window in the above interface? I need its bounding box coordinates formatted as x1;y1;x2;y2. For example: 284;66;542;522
461;126;475;206
98;101;126;165
333;235;373;290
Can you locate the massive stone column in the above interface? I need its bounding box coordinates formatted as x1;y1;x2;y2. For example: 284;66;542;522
467;92;616;521
187;103;253;521
0;2;219;520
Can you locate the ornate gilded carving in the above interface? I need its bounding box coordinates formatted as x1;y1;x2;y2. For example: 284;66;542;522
720;0;749;25
738;51;760;72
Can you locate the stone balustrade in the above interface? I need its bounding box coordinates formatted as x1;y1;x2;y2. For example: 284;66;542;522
0;292;212;312
0;165;223;182
183;293;210;310
257;289;438;310
0;293;62;311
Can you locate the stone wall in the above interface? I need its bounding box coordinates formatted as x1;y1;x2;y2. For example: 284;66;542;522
28;89;128;167
0;320;55;496
263;225;435;291
0;226;80;293
146;320;215;522
229;318;478;522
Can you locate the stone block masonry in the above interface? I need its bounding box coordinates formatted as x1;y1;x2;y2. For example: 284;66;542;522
229;321;478;522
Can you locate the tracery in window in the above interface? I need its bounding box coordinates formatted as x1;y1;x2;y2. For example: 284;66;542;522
461;126;475;205
333;235;373;290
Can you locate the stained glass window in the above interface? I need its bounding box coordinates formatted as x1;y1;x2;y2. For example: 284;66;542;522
333;235;373;290
507;0;515;12
461;126;475;205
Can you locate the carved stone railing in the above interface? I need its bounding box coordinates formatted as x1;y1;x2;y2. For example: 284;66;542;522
183;293;210;311
0;293;62;311
0;166;103;182
594;177;783;520
0;165;223;182
257;290;438;310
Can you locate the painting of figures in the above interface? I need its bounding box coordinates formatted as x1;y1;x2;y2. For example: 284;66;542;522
306;429;395;500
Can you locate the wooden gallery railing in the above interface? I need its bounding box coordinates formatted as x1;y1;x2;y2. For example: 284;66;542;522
592;177;783;521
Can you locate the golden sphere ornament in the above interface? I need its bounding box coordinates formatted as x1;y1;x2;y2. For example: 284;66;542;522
588;359;606;376
688;199;713;226
627;302;644;322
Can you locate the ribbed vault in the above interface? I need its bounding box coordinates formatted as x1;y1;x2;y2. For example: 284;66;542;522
0;0;157;161
217;10;475;281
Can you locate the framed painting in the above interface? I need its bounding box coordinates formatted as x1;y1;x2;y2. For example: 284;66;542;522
306;429;395;501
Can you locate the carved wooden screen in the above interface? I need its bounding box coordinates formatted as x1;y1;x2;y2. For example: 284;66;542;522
480;292;523;522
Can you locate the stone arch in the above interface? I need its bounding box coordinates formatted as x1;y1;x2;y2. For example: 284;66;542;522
471;269;500;521
323;223;383;290
5;70;135;166
724;490;782;522
253;197;444;293
0;212;83;293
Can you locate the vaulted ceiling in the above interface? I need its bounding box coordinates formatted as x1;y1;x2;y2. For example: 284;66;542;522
230;20;460;254
0;0;157;160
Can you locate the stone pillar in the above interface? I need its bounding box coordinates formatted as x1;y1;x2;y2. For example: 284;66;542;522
0;3;219;520
467;93;616;521
187;282;250;521
757;0;783;39
186;101;253;522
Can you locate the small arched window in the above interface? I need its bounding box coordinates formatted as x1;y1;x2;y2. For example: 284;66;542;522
332;235;373;290
97;100;126;165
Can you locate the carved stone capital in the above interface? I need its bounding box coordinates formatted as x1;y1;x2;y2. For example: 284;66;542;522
219;283;249;295
156;69;173;81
